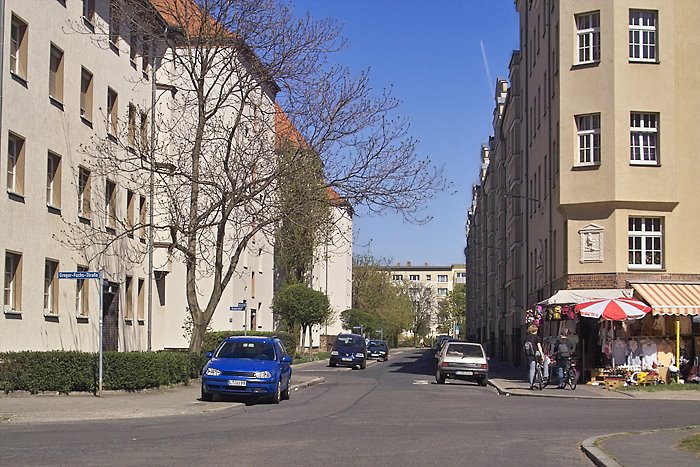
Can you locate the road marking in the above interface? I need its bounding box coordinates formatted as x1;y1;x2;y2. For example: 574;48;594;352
413;380;430;385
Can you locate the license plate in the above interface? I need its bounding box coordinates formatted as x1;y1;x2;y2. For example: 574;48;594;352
228;380;246;387
341;357;352;361
456;371;473;376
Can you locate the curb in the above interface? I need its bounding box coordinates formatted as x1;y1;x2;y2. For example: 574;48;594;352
290;376;325;391
581;435;623;467
487;378;638;400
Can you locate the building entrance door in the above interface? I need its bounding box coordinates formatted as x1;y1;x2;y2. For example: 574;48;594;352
102;282;119;351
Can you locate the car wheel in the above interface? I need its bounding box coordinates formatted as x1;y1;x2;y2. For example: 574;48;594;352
329;361;337;367
282;378;291;400
436;370;446;384
478;377;488;387
201;383;213;401
269;379;281;404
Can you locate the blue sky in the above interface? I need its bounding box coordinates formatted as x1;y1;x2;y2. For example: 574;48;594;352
292;1;520;266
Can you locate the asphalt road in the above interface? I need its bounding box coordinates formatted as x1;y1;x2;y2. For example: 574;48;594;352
1;349;699;467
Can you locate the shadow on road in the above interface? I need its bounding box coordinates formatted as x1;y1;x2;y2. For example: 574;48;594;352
388;349;437;376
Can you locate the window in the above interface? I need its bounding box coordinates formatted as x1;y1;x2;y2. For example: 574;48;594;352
629;10;657;61
140;111;149;152
82;0;95;24
392;274;403;281
125;275;133;320
409;274;420;281
127;103;136;147
628;217;662;269
109;0;120;46
107;88;118;137
576;114;601;166
142;36;151;76
425;274;431;281
10;14;28;80
4;252;22;312
76;265;89;317
576;12;600;64
47;151;62;208
126;189;135;234
105;180;117;231
78;166;91;218
437;288;448;297
7;132;25;195
437;275;448;283
80;68;93;122
139;195;147;242
49;44;64;103
44;259;59;314
137;278;145;321
630;113;658;165
130;29;140;67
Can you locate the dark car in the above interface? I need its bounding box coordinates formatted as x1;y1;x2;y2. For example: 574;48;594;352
201;336;292;403
367;340;389;361
329;333;367;369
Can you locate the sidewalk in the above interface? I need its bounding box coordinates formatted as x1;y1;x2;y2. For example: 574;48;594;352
488;360;700;466
0;366;325;425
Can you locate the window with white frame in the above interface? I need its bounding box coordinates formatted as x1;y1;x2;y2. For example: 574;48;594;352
107;88;118;136
7;132;25;195
628;217;662;269
437;288;448;297
392;274;403;281
137;278;145;321
139;195;147;242
4;252;22;312
10;14;28;79
425;274;431;281
105;180;117;231
125;275;133;320
49;44;64;103
109;0;120;46
44;259;59;314
47;151;61;208
80;67;93;122
630;113;658;165
576;114;601;166
76;265;89;317
409;274;420;281
629;10;657;61
576;11;600;64
127;103;136;147
126;189;135;233
437;274;448;283
82;0;95;24
78;166;91;218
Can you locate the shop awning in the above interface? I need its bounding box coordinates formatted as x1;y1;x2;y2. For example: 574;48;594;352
631;283;700;316
538;289;633;306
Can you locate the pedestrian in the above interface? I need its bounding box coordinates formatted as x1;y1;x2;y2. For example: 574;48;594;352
524;325;545;389
554;328;573;388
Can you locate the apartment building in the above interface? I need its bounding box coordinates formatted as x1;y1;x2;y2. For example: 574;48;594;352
467;0;700;366
1;0;353;352
391;262;466;337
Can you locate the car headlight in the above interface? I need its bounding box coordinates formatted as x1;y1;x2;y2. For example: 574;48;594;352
254;370;272;379
330;350;339;356
355;352;365;358
379;351;386;354
205;367;221;376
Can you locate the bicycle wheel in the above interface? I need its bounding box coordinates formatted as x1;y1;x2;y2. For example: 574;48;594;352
567;369;577;390
535;365;544;390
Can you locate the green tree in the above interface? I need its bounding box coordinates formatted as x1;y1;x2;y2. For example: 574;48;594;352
273;283;330;353
436;283;466;338
339;308;378;336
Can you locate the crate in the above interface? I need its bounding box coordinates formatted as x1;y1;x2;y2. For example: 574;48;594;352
604;378;625;390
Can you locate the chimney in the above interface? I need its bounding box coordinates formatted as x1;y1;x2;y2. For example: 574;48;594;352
407;261;411;267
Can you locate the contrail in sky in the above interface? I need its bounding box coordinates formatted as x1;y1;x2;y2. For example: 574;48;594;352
480;40;494;97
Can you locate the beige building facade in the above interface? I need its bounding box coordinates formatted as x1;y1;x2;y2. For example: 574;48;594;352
467;0;700;366
1;0;353;353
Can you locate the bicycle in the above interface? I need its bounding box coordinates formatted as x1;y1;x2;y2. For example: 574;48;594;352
562;358;578;390
532;353;546;390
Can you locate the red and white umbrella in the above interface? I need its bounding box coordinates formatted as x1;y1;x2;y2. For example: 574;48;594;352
574;298;652;321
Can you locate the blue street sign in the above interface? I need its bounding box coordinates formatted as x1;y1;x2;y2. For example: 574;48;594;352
229;302;247;311
58;271;101;279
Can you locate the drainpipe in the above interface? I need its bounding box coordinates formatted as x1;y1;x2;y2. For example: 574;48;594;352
0;0;6;133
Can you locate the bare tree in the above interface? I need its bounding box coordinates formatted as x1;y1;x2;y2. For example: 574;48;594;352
405;282;435;347
67;0;446;352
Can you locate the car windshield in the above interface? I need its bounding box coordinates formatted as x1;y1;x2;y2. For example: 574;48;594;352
336;336;364;347
368;341;385;348
445;344;483;358
216;341;276;360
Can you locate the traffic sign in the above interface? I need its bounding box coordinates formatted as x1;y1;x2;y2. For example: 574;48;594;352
58;271;101;279
229;302;247;311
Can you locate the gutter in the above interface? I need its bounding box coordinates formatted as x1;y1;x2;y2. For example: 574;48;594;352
0;0;6;134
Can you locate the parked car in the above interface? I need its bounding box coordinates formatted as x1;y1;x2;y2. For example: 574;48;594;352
435;340;489;386
367;340;389;361
329;333;367;369
434;335;451;361
201;336;293;403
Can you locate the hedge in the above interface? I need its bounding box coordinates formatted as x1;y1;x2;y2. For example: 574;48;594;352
0;351;206;394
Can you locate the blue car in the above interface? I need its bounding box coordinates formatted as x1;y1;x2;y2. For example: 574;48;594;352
201;336;292;403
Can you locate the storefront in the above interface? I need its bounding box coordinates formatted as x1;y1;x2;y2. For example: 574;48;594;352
531;285;700;387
